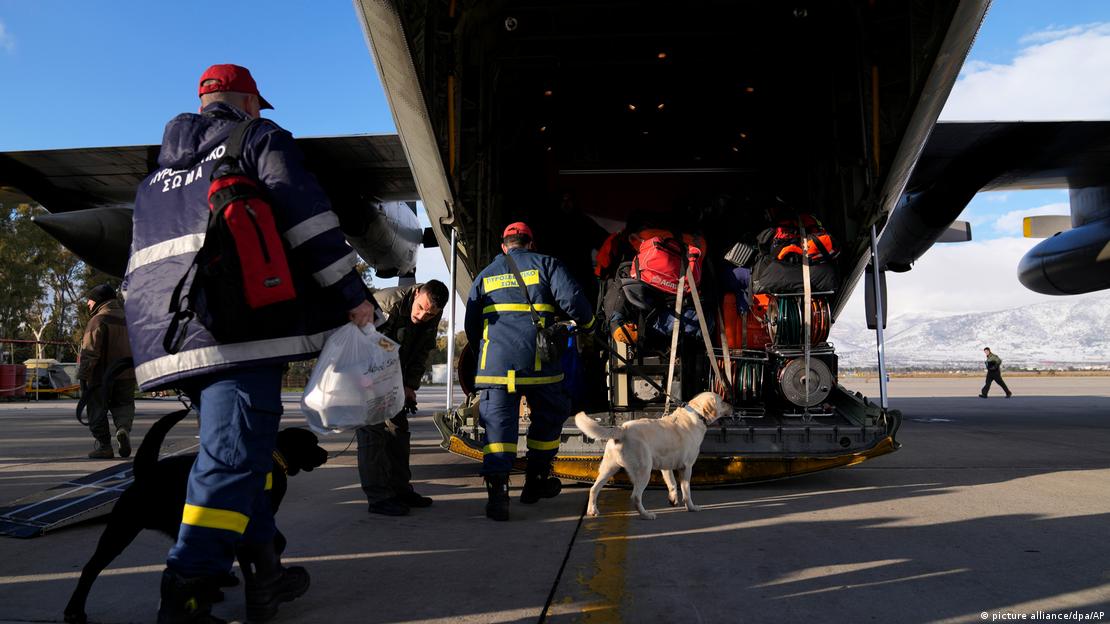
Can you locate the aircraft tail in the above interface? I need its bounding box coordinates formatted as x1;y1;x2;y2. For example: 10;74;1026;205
133;409;190;481
575;412;622;441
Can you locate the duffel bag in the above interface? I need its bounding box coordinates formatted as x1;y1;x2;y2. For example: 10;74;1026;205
751;254;838;294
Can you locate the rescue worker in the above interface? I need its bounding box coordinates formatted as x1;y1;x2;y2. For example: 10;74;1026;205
126;64;375;622
980;347;1013;398
358;280;448;516
77;283;135;459
464;222;595;521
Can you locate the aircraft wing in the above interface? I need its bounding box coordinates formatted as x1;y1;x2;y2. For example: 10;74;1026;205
907;121;1110;193
0;134;416;212
878;120;1110;289
0;134;418;277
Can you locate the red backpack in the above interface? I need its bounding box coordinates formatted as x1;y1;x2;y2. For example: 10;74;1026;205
164;118;298;353
631;236;703;295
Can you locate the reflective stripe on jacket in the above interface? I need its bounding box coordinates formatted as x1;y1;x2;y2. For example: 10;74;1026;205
124;103;366;390
464;248;594;391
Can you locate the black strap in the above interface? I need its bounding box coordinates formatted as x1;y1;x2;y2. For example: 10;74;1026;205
163;118;261;355
503;253;545;330
163;261;198;354
810;232;836;264
214;117;263;175
76;356;134;426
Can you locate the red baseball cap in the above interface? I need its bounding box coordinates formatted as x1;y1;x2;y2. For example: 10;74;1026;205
198;64;274;110
502;222;533;240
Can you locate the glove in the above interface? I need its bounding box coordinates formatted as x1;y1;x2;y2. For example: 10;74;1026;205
611;323;638;345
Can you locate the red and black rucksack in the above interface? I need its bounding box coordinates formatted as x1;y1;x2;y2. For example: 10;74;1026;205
631;236;704;295
164;118;298;353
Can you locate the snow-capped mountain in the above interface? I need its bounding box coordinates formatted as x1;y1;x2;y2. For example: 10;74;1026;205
830;293;1110;369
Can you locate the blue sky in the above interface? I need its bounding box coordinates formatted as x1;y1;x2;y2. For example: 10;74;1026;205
1;1;1108;316
0;2;394;149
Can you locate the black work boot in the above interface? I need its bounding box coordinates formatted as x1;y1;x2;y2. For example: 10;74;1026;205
87;440;113;459
367;498;410;516
515;457;559;499
157;569;226;624
238;541;310;623
116;428;132;458
484;473;510;521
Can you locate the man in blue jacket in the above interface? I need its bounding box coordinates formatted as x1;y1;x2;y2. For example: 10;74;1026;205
464;222;595;521
125;64;374;622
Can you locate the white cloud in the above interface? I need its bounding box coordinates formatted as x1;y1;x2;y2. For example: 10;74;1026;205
0;20;14;53
838;236;1098;325
1018;23;1107;44
992;202;1069;235
941;23;1110;120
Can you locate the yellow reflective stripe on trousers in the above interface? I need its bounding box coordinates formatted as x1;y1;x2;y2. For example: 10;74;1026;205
483;303;556;314
508;369;515;393
181;503;249;534
480;320;490;369
527;438;561;451
264;472;273;491
582;315;596;330
483;442;518;454
474;373;565;390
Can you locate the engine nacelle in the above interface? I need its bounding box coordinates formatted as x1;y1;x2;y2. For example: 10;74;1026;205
1018;186;1110;295
341;200;422;279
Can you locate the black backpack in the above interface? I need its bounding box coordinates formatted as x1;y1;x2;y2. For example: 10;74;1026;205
164;118;299;353
752;214;839;294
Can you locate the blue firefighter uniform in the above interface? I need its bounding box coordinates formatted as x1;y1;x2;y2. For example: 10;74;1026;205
464;247;595;475
125;101;366;584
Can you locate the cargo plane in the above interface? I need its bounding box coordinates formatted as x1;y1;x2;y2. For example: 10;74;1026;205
2;0;1108;485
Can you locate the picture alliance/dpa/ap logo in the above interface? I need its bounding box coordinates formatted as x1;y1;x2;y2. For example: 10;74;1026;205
982;611;1107;622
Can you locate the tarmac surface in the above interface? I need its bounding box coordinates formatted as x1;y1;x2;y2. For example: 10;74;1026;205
0;376;1107;623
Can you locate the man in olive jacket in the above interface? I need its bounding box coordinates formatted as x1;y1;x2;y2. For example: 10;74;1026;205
357;280;448;516
77;284;136;459
980;347;1012;398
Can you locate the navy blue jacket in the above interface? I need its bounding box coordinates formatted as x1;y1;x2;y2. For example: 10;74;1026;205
464;248;594;391
124;103;366;390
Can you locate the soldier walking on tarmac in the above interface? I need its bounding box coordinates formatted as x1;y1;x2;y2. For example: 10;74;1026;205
464;222;595;521
979;347;1012;398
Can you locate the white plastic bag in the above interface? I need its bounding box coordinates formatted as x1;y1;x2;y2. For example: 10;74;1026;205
301;323;405;434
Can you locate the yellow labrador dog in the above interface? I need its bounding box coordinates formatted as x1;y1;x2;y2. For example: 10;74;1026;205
575;391;730;520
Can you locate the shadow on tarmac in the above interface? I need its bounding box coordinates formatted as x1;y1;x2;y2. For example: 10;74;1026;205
550;394;1110;623
558;483;1110;622
2;392;1109;622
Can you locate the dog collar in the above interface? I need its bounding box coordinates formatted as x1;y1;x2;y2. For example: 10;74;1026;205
272;450;288;475
684;405;712;425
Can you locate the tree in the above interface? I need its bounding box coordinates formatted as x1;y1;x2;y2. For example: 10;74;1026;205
0;203;101;362
0;204;47;353
428;319;450;367
426;321;467;370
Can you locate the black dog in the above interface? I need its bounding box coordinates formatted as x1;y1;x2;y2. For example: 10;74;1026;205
64;409;328;624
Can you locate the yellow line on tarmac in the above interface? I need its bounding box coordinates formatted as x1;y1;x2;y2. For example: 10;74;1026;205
577;488;630;623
